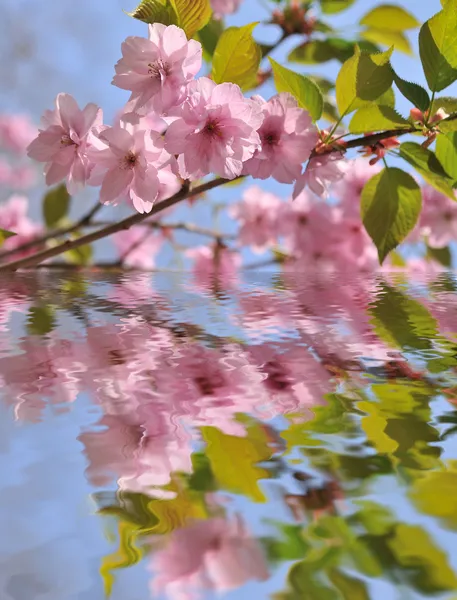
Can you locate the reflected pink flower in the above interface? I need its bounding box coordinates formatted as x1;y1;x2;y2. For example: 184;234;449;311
165;78;263;179
187;243;241;290
420;185;457;248
243;93;317;183
151;515;269;599
0;114;37;154
113;24;202;115
230;186;282;253
211;0;244;17
27;93;102;193
112;226;163;269
293;152;348;199
0;195;41;257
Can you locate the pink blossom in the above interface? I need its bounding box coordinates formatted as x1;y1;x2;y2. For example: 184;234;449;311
419;185;457;248
27;93;102;193
113;24;202;115
165;78;263;179
187;243;241;289
89;120;171;214
230;186;282;252
112;226;163;269
0;114;37;154
151;516;269;599
293;152;348;199
0;195;41;256
332;158;381;218
211;0;244;18
243;93;317;183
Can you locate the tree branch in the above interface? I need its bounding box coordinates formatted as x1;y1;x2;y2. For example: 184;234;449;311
0;177;243;271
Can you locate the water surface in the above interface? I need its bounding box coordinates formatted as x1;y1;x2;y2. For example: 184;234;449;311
1;270;457;600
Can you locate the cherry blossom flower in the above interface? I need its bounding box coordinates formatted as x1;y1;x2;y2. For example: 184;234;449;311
420;185;457;248
230;186;282;253
0;114;37;154
0;195;41;256
112;226;163;269
112;24;202;115
211;0;244;18
151;515;269;598
27;93;102;193
165;78;263;179
243;93;317;183
293;152;348;199
332;158;381;218
89;120;172;214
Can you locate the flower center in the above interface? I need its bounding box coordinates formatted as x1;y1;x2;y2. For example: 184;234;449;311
60;134;75;147
202;119;222;139
120;151;139;170
148;59;171;80
262;130;280;146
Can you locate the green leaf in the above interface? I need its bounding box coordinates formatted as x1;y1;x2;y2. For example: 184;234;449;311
212;23;261;89
410;462;457;529
394;74;430;112
201;422;272;502
361;167;422;263
360;5;419;31
320;0;355;14
27;305;56;336
195;17;223;61
0;229;17;247
64;243;93;266
436;131;457;181
125;0;177;25
43;184;71;228
336;46;394;116
269;58;323;121
169;0;211;38
349;105;410;134
399;141;456;200
361;28;412;55
288;38;356;64
427;244;453;267
419;4;457;93
322;101;339;123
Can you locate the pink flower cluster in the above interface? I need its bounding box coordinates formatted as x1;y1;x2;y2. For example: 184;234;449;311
0;113;37;191
27;24;320;214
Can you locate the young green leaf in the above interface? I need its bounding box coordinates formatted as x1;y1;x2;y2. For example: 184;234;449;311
360;5;419;31
0;229;17;247
320;0;356;14
125;0;177;25
349;105;410;133
361;28;412;55
336;46;394;116
288;38;356;64
393;73;430;112
169;0;211;38
43;184;71;228
361;167;422;263
431;97;457;132
195;17;224;61
269;58;323;121
212;23;261;89
399;141;456;200
419;3;457;92
436;131;457;181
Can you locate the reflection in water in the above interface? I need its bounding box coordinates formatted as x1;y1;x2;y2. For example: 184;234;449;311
1;271;457;599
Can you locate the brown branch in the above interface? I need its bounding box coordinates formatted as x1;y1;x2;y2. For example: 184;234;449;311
0;200;103;262
0;177;243;271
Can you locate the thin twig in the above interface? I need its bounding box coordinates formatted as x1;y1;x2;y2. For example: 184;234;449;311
0;200;103;261
0;177;243;271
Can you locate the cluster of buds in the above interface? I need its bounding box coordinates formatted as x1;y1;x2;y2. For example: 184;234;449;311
360;133;400;165
410;107;449;148
272;2;316;36
315;129;347;155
